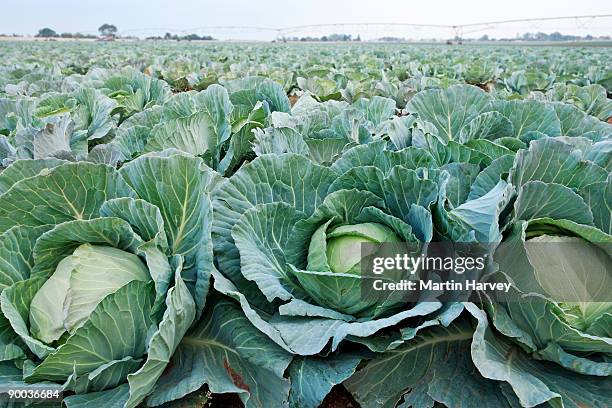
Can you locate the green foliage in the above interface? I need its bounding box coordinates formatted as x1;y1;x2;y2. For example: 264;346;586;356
0;41;610;408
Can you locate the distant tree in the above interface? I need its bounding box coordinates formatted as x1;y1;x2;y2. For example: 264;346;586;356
159;33;214;41
35;28;58;38
379;36;405;42
478;34;489;41
328;33;351;41
98;24;118;37
60;32;73;38
73;32;96;39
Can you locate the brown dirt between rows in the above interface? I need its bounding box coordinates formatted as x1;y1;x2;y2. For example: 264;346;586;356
192;385;359;408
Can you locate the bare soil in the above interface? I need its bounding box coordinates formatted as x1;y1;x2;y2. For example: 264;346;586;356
161;385;360;408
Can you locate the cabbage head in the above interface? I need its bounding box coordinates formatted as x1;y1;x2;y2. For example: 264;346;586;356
150;139;513;408
0;150;214;407
213;149;439;326
471;138;612;408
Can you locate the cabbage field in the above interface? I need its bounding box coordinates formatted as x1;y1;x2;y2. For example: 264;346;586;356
0;41;610;408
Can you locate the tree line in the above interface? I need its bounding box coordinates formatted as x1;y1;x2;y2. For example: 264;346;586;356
34;24;118;39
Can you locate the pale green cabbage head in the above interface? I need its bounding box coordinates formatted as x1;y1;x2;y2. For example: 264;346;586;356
0;152;214;406
313;222;400;274
29;244;150;344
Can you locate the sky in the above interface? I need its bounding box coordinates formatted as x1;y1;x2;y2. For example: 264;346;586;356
2;0;611;40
